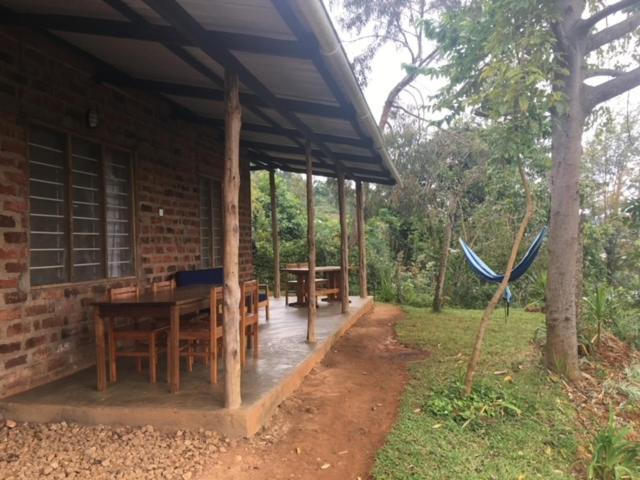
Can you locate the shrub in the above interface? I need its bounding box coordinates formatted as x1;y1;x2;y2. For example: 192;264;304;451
425;381;522;430
588;411;640;480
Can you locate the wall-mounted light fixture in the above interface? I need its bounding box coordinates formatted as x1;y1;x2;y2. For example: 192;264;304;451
87;108;99;129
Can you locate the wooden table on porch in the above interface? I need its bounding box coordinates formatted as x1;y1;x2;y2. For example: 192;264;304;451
93;285;217;394
282;265;343;306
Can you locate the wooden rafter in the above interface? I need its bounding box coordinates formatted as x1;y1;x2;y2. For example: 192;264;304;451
269;0;376;156
97;0;333;172
141;0;351;177
0;11;313;59
97;72;350;119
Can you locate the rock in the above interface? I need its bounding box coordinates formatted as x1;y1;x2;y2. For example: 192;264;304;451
5;419;17;429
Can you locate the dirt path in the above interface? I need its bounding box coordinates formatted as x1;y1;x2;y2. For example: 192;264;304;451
199;304;425;480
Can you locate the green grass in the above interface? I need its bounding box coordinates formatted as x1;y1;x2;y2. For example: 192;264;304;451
373;307;579;480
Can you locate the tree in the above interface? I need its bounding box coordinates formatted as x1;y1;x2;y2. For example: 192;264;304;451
424;0;640;380
582;108;640;288
331;0;442;130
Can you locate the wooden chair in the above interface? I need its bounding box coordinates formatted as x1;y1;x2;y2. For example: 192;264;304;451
107;286;168;384
258;282;270;321
284;262;328;306
152;279;175;293
176;287;224;384
241;280;260;365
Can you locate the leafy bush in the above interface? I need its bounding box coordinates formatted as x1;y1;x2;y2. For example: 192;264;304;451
588;411;640;480
425;381;521;430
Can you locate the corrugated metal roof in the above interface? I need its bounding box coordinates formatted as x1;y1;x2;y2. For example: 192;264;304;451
0;0;397;184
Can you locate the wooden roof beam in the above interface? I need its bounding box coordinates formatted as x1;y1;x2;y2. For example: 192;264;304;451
98;0;334;172
229;121;372;148
141;0;350;178
243;141;387;166
0;11;313;59
97;73;351;119
270;1;376;154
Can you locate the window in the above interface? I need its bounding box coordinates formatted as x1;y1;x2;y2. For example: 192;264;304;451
28;126;134;286
199;177;223;267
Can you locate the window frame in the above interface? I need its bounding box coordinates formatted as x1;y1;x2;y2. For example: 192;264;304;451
199;176;224;268
27;122;137;288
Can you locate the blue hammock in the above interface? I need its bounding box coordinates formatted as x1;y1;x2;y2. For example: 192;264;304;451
459;227;547;304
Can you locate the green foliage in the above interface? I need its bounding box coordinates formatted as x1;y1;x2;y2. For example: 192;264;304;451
588;411;640;480
426;380;522;430
423;0;562;162
373;307;577;479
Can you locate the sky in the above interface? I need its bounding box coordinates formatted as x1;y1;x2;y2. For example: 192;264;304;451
325;3;639;128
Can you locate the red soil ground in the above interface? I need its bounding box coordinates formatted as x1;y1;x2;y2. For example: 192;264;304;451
199;304;426;480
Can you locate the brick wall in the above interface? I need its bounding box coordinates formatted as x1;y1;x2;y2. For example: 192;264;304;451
0;28;254;398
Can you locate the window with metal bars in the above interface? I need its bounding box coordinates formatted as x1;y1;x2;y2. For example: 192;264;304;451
199;177;223;268
28;125;134;286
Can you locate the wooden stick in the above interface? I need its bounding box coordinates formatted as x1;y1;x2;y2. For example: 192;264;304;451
306;140;317;343
463;164;535;395
269;170;281;298
223;70;242;409
169;305;180;393
94;307;107;391
338;172;349;312
355;181;367;298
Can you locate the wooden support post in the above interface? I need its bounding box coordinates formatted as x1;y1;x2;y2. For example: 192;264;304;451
269;170;280;299
356;181;367;298
223;70;242;409
306;140;317;343
338;172;349;313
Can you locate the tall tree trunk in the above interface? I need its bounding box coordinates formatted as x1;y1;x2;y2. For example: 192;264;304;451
432;211;454;312
545;1;585;380
464;164;534;395
575;212;585;332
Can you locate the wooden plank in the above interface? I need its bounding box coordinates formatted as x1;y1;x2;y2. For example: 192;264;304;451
0;11;312;59
94;307;107;391
98;74;348;119
306;140;317;343
142;0;351;176
338;172;349;312
269;170;281;298
223;70;242;409
169;305;180;393
243;141;384;165
356;181;367;298
269;0;374;150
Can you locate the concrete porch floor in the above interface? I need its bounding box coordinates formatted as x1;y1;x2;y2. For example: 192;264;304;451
0;296;373;437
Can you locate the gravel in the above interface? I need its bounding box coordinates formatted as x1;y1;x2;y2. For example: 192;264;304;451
0;419;225;480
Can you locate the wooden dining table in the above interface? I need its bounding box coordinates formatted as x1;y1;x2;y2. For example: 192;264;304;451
93;285;218;394
282;265;343;306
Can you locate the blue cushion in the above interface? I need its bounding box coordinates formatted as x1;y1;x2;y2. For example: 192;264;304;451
258;293;268;303
175;268;224;287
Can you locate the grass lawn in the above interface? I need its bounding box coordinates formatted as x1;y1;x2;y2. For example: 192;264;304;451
373;307;579;479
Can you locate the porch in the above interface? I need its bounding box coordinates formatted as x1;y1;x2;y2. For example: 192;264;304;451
0;296;373;438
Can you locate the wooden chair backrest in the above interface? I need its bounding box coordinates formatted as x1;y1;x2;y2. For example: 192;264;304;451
242;280;259;318
286;262;308;269
152;279;175;293
109;286;139;301
210;286;224;327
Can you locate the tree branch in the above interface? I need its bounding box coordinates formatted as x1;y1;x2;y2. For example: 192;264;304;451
586;11;640;52
584;68;627;78
584;65;640;110
580;0;640;32
389;104;430;123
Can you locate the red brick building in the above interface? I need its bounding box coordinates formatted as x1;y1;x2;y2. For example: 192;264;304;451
0;0;398;407
0;29;255;397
